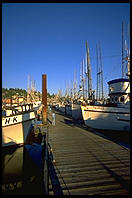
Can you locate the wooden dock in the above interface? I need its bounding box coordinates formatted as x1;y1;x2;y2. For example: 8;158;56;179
48;110;130;195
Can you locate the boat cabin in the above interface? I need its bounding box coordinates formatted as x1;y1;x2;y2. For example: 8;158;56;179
107;78;130;104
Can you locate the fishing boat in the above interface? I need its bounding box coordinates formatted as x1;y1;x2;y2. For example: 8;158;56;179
2;104;36;147
81;99;130;131
81;25;130;131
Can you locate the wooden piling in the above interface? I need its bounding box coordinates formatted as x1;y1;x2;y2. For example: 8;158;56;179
10;96;12;106
42;74;47;124
42;74;49;194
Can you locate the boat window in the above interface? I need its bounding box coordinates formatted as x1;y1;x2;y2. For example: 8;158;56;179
111;97;114;102
115;97;118;102
120;96;124;103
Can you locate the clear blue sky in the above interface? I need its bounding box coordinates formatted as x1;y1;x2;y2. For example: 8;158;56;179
2;3;130;96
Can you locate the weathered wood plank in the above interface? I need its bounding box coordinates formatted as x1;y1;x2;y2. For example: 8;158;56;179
48;111;130;195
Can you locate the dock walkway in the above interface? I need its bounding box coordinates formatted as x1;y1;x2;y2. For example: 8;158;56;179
48;110;130;195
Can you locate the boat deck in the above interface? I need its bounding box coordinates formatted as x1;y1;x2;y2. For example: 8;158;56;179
48;111;130;195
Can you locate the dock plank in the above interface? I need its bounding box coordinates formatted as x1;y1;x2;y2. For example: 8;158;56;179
48;111;130;195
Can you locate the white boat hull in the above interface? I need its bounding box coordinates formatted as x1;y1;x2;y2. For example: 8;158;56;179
2;111;35;147
81;105;130;131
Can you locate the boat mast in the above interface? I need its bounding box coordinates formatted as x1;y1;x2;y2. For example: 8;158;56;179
70;80;73;99
125;22;130;79
73;69;77;100
122;22;125;78
85;51;88;99
27;75;31;103
86;41;92;100
122;22;130;80
65;80;68;99
126;53;130;79
99;43;104;100
96;43;104;101
82;59;85;99
96;44;99;100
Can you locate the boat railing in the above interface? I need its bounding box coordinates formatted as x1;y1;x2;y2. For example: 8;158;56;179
2;104;34;117
20;104;34;112
13;103;34;112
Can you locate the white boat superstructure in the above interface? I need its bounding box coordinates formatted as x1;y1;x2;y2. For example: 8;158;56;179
108;78;130;106
2;104;36;147
81;76;130;131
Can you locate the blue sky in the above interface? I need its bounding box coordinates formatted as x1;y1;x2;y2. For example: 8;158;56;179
2;3;130;96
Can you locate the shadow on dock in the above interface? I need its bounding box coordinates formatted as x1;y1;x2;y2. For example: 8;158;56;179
48;109;130;195
48;146;64;195
55;109;130;148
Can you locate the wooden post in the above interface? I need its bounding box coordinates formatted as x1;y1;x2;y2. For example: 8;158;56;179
42;74;49;194
10;96;12;106
42;74;47;124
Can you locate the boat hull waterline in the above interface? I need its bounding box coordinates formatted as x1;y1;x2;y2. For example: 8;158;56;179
81;105;130;131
